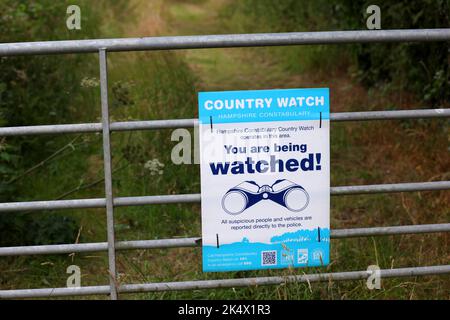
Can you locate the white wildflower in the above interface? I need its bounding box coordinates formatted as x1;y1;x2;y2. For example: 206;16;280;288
144;159;165;175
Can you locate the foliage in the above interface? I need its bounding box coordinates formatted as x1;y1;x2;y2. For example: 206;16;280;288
223;0;449;105
345;0;449;105
0;0;101;245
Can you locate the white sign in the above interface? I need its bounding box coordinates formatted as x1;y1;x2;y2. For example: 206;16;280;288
199;88;330;272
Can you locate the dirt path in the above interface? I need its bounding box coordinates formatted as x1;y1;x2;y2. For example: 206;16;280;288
163;0;365;113
164;0;304;91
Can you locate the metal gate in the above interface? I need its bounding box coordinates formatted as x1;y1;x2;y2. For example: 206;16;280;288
0;29;449;299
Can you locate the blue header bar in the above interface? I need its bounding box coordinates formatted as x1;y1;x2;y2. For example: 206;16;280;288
198;88;329;124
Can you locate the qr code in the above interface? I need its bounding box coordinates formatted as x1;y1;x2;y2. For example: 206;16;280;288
261;250;277;266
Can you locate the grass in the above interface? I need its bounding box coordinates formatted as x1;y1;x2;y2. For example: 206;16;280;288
0;0;449;300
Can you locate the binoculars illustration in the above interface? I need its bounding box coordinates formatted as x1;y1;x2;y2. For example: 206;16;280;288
221;179;310;215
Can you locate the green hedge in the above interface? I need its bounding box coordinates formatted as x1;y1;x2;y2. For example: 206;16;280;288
223;0;449;105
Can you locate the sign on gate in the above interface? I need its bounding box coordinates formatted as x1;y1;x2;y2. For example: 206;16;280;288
198;88;330;272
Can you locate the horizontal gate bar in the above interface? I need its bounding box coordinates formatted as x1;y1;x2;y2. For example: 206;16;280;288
0;108;448;136
330;108;450;121
0;223;449;257
0;181;448;213
0;237;201;256
1;265;449;298
329;181;450;195
0;29;449;56
329;223;450;238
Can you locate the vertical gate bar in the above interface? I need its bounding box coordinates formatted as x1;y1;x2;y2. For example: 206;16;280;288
99;48;118;300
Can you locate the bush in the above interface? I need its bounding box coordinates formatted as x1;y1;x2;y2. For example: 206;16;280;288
347;0;449;105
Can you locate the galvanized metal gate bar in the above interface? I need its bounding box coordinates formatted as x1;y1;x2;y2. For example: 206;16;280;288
0;28;449;299
0;108;448;137
0;181;448;213
0;223;449;257
1;265;449;299
0;29;449;56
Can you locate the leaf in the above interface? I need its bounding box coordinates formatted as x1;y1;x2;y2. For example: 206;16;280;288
0;152;11;162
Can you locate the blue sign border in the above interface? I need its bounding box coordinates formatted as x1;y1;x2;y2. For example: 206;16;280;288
199;88;329;124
